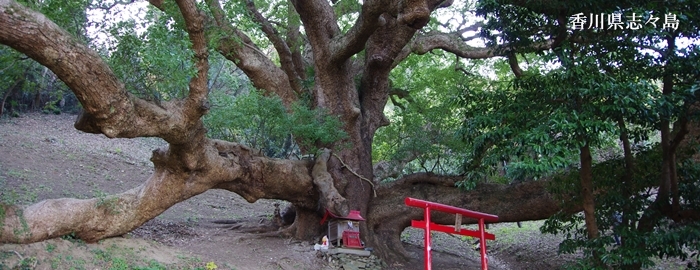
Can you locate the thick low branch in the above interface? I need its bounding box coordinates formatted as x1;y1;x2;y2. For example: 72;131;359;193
313;149;350;217
371;173;581;224
0;139;338;243
0;147;227;243
210;140;316;207
365;173;579;261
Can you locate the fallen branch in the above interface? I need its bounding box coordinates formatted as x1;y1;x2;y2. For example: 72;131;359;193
10;250;23;261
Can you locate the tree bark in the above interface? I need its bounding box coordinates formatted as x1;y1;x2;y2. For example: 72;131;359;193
579;143;599;239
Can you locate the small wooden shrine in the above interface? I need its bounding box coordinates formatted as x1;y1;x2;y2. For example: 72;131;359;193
320;209;365;249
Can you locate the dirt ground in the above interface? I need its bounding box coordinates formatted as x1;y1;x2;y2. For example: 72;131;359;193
0;113;681;269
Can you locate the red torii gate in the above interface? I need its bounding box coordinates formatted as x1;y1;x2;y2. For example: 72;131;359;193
404;197;499;270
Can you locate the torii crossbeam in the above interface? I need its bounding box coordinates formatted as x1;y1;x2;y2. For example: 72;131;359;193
405;197;499;270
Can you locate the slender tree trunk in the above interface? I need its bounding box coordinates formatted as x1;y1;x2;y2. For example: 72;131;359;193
658;119;673;208
617;118;633;248
580;143;598;239
579;142;604;268
632;112;674;270
618;118;639;270
659;33;679;215
618;118;633;186
0;78;23;117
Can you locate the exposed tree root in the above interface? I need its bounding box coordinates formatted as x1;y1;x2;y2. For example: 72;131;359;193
231;225;280;234
235;223;298;241
269;222;298;238
210;220;243;225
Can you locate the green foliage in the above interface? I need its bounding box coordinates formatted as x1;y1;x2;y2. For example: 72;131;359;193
373;52;470;179
93;190;120;215
333;0;362;32
541;148;700;269
469;0;700;267
0;0;84;117
104;7;196;101
91;245;173;270
15;255;38;270
42;102;61;115
219;0;273;52
288;102;347;152
60;232;84;244
46;242;57;253
477;0;558;49
0;46;78;116
455;179;477;190
19;0;89;40
205;90;347;157
133;260;169;270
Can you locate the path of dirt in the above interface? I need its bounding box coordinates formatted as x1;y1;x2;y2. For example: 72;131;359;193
0;113;592;269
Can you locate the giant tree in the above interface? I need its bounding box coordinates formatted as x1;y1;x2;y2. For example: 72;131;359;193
1;0;698;265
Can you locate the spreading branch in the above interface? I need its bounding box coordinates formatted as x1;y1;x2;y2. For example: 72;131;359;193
175;0;210;122
203;0;298;105
244;0;303;94
394;30;555;66
329;0;387;64
507;52;523;77
291;0;339;65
